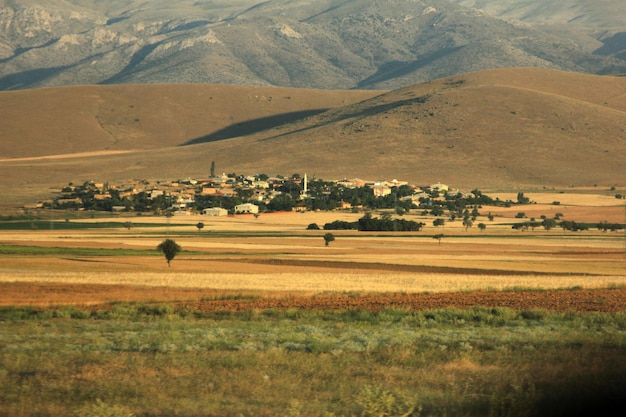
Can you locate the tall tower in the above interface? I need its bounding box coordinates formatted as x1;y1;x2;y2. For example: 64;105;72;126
303;173;308;195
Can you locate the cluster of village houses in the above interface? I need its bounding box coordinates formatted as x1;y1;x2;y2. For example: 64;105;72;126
47;172;452;215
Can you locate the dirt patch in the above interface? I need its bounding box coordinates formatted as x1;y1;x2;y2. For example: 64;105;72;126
180;288;626;313
244;259;604;276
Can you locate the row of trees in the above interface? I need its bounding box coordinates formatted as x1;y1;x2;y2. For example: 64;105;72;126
312;213;426;232
512;219;624;232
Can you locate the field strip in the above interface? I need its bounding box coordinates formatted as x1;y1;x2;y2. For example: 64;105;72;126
0;150;134;163
1;271;624;293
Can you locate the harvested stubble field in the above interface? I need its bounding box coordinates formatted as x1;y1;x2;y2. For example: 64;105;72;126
1;193;624;312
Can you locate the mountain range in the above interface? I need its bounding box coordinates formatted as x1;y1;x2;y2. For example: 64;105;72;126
1;0;625;91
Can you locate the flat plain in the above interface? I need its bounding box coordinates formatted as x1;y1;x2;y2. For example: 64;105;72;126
1;191;624;309
1;191;625;417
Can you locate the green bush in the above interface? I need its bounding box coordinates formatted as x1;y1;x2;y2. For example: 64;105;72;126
74;399;134;417
355;385;421;417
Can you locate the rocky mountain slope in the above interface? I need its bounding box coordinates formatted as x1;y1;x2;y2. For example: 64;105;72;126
1;0;624;91
451;0;626;64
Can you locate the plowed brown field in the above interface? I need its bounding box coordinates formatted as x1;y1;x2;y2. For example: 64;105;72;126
1;281;624;313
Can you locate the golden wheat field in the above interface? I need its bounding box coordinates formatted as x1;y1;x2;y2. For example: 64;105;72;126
0;191;624;307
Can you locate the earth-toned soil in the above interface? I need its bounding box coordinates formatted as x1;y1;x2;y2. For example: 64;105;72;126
2;282;624;313
180;288;626;313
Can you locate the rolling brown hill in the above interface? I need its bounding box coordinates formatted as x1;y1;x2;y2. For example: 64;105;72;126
0;67;625;206
0;84;381;159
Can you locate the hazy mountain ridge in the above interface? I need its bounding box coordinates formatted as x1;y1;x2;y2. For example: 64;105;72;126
450;0;625;33
450;0;626;65
1;0;624;91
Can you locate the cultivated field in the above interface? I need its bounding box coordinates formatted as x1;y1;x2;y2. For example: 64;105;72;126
1;192;626;417
1;191;624;306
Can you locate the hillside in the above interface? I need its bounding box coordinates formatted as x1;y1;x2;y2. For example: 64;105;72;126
0;0;624;91
0;84;381;158
451;0;625;33
0;67;624;206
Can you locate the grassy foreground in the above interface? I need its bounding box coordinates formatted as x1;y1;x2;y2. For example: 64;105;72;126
1;304;625;417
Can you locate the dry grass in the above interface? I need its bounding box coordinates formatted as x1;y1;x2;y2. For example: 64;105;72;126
1;269;622;296
1;201;624;304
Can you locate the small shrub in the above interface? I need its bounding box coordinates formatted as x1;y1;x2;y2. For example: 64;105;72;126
74;399;134;417
519;310;547;321
355;385;421;417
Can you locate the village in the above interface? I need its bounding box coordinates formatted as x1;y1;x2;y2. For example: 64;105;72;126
40;172;477;216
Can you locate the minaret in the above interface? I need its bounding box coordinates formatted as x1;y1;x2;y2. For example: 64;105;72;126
303;173;308;195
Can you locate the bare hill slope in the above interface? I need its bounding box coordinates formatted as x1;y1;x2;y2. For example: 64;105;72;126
0;84;381;158
0;68;624;205
183;68;626;189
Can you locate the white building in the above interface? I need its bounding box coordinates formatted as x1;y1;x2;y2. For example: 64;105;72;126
234;203;259;214
430;182;449;193
202;207;228;216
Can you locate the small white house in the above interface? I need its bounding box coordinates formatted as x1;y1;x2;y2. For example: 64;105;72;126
430;182;449;192
234;203;259;214
202;207;228;216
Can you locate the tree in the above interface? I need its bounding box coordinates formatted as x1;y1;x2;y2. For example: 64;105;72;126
210;161;216;177
267;194;295;211
323;232;335;246
462;210;473;230
517;192;530;204
433;234;444;244
433;218;445;228
430;206;444;216
478;223;486;232
196;222;204;232
542;218;557;231
157;239;181;267
123;221;133;230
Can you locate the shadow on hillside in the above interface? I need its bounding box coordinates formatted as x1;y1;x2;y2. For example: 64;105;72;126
258;94;431;142
0;65;72;90
0;38;59;66
594;32;626;58
357;46;465;88
100;42;163;85
181;109;329;145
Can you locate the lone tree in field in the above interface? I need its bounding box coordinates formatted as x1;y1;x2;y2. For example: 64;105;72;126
196;222;204;232
157;238;181;267
323;232;335;246
433;234;444;245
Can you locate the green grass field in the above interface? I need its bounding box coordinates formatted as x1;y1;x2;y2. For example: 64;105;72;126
1;305;625;417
